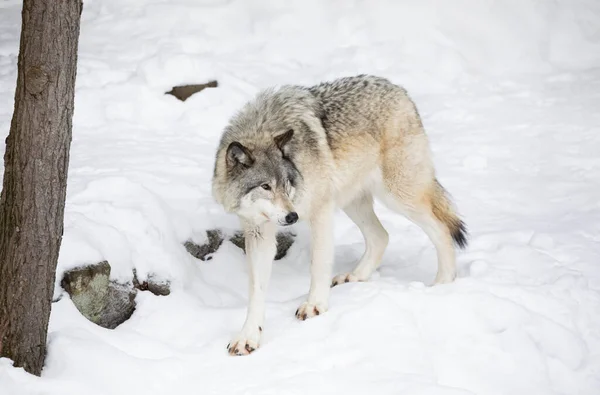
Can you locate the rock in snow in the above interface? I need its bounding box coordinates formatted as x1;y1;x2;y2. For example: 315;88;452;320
165;80;218;101
60;261;136;329
229;230;295;261
61;262;171;328
183;229;225;261
62;228;294;328
185;229;296;261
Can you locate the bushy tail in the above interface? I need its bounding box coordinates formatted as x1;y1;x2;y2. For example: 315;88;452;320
430;179;468;249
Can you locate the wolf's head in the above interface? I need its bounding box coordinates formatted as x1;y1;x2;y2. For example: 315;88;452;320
220;129;301;226
213;86;327;224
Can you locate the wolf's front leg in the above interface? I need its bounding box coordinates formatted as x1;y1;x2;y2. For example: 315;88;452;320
296;202;335;320
228;221;277;356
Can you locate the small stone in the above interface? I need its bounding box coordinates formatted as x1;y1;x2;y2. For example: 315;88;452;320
165;81;218;102
228;231;245;251
274;231;295;260
185;229;296;261
145;278;171;296
132;269;171;296
229;230;295;260
184;229;225;261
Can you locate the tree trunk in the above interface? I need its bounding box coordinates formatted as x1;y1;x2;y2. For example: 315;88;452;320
0;0;82;376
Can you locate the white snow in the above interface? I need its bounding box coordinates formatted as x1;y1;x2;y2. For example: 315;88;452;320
1;0;600;394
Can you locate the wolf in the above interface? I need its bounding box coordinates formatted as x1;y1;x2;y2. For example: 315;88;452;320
212;74;467;356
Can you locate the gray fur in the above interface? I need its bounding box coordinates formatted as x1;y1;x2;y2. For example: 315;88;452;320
212;74;413;212
308;75;412;148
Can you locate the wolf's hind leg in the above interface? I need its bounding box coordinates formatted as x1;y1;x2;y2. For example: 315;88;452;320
376;180;464;284
332;193;389;287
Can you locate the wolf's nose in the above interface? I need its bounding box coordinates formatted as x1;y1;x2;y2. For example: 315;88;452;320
285;212;298;225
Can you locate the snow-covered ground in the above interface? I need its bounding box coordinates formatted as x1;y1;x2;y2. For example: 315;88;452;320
1;0;600;394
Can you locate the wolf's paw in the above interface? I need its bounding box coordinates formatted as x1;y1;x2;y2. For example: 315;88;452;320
227;326;262;356
295;302;327;321
331;273;361;287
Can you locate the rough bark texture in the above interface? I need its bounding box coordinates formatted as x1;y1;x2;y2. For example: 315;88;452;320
0;0;82;376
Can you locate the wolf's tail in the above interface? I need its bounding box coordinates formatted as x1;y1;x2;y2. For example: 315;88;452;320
430;179;468;249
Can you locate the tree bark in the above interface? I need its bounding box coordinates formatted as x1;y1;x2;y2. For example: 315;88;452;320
0;0;82;376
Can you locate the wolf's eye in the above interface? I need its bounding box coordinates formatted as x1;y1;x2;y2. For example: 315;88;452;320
261;184;271;191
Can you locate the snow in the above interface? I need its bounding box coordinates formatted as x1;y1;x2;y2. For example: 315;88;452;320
1;0;600;394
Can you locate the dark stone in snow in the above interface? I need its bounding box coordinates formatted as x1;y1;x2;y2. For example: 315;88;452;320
185;229;295;262
184;229;225;261
133;270;171;296
224;230;295;260
165;80;218;101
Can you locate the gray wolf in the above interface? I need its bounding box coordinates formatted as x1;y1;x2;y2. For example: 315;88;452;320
212;75;467;356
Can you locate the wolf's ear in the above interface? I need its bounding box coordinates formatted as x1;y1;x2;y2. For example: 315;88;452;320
274;129;294;157
226;142;254;168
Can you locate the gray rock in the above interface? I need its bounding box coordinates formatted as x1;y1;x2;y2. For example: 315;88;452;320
133;270;171;296
185;229;294;262
228;230;295;260
100;283;137;329
184;229;225;261
228;231;245;251
274;231;295;260
144;278;171;296
165;80;218;101
61;261;136;329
